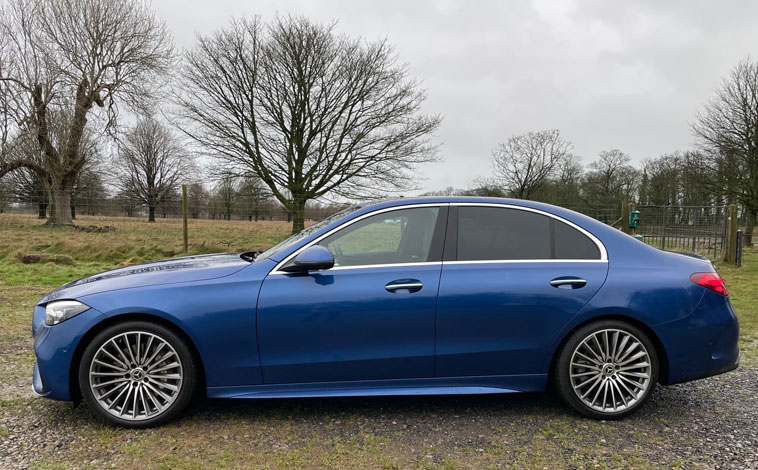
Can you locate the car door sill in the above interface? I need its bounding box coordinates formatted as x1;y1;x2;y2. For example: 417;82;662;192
207;374;547;399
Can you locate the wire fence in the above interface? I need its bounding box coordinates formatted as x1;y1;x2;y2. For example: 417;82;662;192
0;194;347;223
635;205;727;259
0;192;732;260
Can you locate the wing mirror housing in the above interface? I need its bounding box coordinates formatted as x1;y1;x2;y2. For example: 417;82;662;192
281;245;335;273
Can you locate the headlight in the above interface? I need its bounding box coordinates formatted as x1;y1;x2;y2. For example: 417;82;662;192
45;300;90;326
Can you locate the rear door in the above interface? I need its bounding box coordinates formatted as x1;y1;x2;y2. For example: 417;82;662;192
435;204;609;377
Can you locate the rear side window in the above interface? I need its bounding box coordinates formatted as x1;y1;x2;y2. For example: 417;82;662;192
456;206;601;261
554;219;601;260
458;207;551;260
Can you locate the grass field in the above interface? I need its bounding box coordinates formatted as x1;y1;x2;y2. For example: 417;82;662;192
1;213;756;469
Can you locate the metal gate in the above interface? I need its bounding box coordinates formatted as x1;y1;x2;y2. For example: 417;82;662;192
636;205;727;259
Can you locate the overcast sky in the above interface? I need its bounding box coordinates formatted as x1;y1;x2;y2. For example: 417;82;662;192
154;0;758;194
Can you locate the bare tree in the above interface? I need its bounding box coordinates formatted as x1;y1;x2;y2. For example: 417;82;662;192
582;149;640;207
175;16;440;233
114;119;192;222
0;0;173;225
491;129;572;199
212;177;237;221
237;176;271;222
693;58;758;244
186;182;209;219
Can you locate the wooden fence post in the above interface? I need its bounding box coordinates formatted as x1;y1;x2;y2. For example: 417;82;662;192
621;201;630;235
722;204;738;264
182;184;188;253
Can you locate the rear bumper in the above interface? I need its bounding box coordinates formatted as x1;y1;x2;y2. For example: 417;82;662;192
656;290;740;385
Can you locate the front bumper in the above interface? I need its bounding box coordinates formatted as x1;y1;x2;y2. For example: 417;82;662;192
655;289;740;385
32;303;107;401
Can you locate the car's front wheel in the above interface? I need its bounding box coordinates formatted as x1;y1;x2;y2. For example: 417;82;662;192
78;320;197;428
555;320;659;419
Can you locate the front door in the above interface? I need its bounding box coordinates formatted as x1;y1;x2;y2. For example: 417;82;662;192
257;205;447;384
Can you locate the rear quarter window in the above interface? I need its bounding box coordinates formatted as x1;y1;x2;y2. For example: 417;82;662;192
554;220;601;260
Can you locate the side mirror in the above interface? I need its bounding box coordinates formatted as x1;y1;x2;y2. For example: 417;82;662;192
281;245;335;273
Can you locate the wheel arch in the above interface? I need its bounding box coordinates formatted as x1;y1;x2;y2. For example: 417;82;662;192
547;314;670;385
68;312;207;403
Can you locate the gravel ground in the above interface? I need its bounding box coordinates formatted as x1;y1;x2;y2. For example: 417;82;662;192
1;358;757;469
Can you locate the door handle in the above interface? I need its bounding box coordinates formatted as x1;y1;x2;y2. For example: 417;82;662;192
550;277;587;289
385;279;423;293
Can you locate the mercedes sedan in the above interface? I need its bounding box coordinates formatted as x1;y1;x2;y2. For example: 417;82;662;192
32;197;740;427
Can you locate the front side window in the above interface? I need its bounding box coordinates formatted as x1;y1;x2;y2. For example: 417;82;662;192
456;206;601;261
318;206;441;267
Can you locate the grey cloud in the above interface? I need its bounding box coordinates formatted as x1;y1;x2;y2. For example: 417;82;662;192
153;0;758;193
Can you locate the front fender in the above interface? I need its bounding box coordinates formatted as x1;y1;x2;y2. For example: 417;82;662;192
80;264;269;388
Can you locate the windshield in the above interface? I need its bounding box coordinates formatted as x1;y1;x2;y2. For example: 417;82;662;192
255;206;361;262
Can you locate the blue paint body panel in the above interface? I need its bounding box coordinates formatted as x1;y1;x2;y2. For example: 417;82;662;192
257;264;441;383
436;261;608;376
31;197;740;405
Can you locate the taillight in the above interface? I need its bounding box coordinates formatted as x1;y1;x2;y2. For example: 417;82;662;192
689;272;729;296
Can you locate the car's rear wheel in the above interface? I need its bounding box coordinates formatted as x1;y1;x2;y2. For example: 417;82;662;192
555;320;659;419
78;321;197;428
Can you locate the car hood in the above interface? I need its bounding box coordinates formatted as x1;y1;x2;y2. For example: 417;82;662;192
39;253;251;304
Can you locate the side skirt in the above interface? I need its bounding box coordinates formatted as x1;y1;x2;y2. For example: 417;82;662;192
207;374;547;399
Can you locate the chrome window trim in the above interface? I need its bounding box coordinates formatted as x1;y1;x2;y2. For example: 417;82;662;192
268;201;608;275
443;259;608;265
451;202;608;261
269;203;446;275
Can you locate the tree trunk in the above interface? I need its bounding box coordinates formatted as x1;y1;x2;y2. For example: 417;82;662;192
46;185;74;226
148;205;156;222
746;209;756;247
71;204;76;220
291;197;306;234
38;203;47;219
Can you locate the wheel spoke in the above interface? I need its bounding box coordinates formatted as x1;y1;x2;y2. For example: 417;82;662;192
147;351;176;371
99;381;129;401
615;375;637;399
142;335;154;364
616;341;640;364
575;350;602;366
149;377;179;392
611;379;627;407
618;370;650;379
92;377;129;389
579;376;603;400
603;331;610;362
148;362;181;374
108;340;132;368
610;331;619;362
617;362;649;372
618;350;646;367
135;333;141;368
93;358;127;372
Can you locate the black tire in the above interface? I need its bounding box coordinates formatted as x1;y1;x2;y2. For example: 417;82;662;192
78;320;197;428
554;319;659;420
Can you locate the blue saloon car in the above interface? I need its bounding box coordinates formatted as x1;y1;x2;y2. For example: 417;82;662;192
32;197;740;427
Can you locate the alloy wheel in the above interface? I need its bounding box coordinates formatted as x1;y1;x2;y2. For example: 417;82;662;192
569;328;652;413
88;331;184;421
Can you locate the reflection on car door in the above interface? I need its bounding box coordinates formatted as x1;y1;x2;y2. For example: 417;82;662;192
257;205;448;384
